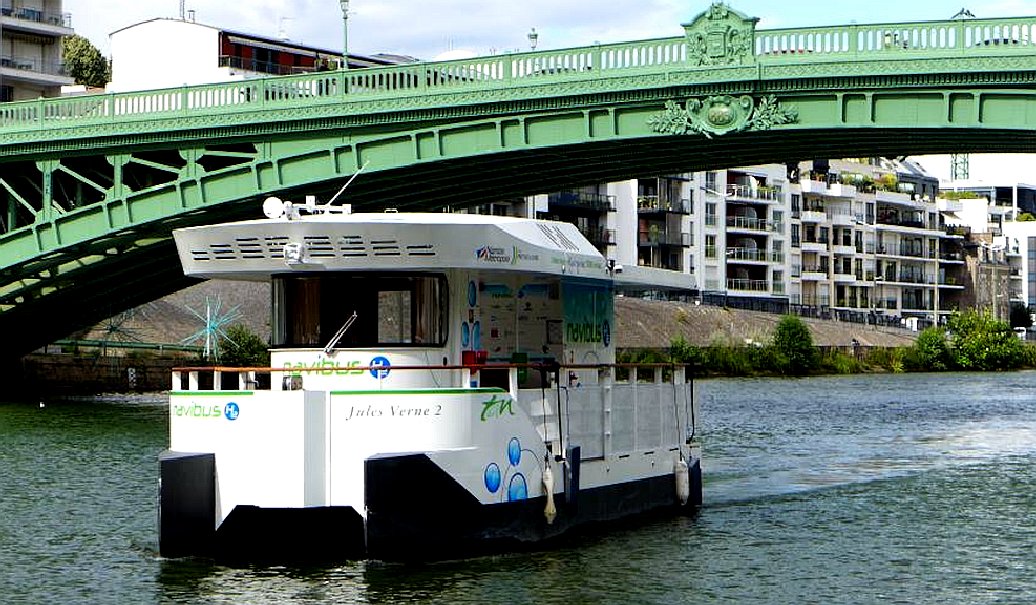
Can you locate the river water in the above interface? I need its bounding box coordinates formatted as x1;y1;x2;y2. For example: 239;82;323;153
3;372;1036;604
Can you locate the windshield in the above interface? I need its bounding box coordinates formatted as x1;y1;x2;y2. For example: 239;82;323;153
271;274;448;348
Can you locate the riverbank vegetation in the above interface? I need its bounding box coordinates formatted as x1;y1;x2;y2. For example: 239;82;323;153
620;311;1036;377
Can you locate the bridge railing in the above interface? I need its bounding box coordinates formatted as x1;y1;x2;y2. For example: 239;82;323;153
4;15;1036;133
755;16;1036;58
0;35;690;132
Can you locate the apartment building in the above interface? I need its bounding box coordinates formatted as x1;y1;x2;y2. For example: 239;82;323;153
506;157;958;329
0;0;74;101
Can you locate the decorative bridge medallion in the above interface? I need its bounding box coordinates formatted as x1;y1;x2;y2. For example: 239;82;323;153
647;95;799;138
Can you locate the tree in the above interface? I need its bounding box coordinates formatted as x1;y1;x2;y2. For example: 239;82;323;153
62;35;110;88
914;326;951;371
772;315;817;375
1009;302;1033;329
219;324;270;367
947;310;1023;371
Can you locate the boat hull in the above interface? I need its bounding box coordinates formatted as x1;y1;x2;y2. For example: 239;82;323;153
159;450;702;563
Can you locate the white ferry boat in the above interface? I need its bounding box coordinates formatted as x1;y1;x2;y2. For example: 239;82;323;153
159;199;702;562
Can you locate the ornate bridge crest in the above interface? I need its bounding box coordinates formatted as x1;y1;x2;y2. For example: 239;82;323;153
647;95;799;138
683;2;758;66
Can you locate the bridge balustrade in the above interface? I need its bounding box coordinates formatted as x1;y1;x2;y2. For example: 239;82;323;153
755;18;1036;57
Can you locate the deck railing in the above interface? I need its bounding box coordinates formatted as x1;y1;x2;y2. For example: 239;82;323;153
171;361;699;461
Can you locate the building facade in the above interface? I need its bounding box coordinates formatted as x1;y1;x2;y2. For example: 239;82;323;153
489;158;964;330
0;0;74;100
108;17;414;93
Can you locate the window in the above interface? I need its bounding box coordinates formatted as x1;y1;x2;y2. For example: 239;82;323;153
0;86;12;102
272;274;448;348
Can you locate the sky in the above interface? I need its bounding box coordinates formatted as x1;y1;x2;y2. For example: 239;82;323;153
62;0;1036;182
66;0;1036;60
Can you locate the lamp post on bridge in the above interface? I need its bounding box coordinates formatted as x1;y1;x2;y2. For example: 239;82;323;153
340;0;350;70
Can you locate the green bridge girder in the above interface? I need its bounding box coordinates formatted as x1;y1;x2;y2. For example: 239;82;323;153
4;4;1036;354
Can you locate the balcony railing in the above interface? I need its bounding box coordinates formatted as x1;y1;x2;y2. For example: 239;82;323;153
0;54;66;76
726;247;768;262
638;231;690;246
637;196;690;214
727;215;771;231
1;5;71;28
548;190;617;212
727;278;769;292
801;295;831;307
586;227;617;246
726;184;783;202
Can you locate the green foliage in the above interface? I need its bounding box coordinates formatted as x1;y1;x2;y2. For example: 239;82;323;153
772;315;817;375
865;347;904;373
941;191;983;200
913;327;951;371
817;350;863;374
1022;344;1036;368
1018;212;1036;222
62;35;110;88
947;310;1023;371
219;324;270;367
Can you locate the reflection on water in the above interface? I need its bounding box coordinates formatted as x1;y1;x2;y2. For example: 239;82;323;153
3;373;1036;604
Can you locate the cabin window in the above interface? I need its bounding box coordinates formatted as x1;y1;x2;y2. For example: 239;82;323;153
271;274;447;348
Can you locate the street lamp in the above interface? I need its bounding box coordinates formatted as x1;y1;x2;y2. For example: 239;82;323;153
340;0;350;70
527;28;539;51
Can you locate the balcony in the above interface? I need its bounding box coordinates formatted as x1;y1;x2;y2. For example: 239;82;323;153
585;228;617;247
799;210;827;223
547;190;617;212
726;215;771;232
799;179;856;198
831;243;856;255
1;5;72;36
801;295;831;307
727;278;769;292
639;231;690;247
801;266;829;280
637;196;690;214
726;247;769;263
800;237;829;253
726;184;783;203
833;269;857;283
829;212;856;227
0;54;72;87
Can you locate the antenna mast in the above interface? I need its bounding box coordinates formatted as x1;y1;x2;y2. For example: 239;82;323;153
179;0;186;20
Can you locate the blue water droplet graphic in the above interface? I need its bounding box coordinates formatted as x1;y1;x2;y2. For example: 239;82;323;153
507;437;521;466
468;281;477;307
508;473;528;501
484;463;501;493
461;322;470;348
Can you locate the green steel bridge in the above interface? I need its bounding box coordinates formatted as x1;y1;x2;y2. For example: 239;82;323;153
4;3;1036;354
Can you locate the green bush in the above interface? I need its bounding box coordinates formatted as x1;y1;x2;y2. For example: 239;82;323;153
866;347;904;373
818;350;864;374
219;324;270;367
947;311;1023;370
914;327;951;371
772;315;817;375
